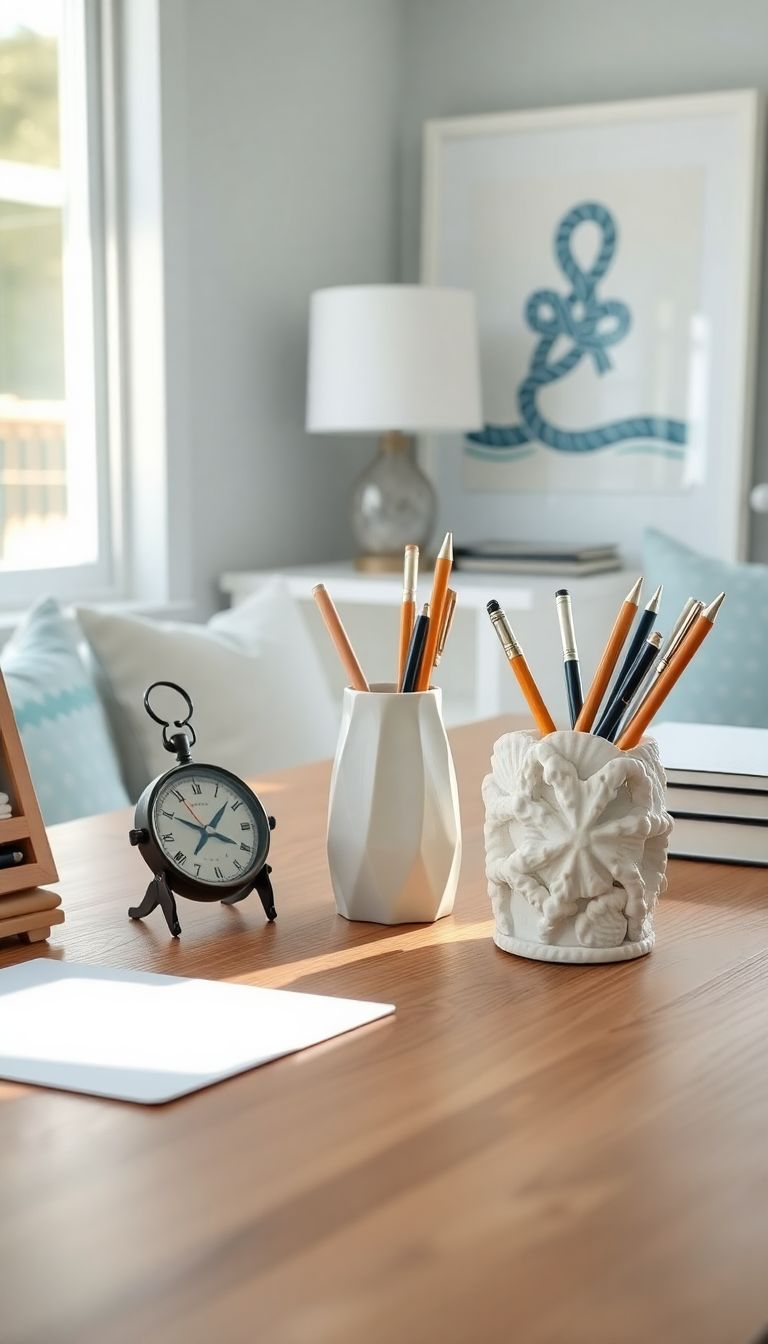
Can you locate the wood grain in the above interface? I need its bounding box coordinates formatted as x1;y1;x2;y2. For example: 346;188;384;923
0;716;766;1344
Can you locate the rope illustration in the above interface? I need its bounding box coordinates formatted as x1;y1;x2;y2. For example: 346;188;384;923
467;202;687;458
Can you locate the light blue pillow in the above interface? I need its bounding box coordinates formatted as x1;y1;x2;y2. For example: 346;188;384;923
1;598;130;824
642;529;768;728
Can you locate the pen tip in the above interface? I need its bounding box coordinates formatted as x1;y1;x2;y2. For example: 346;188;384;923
626;576;643;604
437;531;453;560
487;599;500;614
648;583;663;609
555;588;569;598
702;591;726;621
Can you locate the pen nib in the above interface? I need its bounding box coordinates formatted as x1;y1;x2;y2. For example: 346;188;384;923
647;583;663;613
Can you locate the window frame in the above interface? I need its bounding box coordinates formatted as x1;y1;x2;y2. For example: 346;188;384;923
0;0;120;607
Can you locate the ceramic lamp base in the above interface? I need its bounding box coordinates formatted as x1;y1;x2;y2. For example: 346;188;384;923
350;432;436;558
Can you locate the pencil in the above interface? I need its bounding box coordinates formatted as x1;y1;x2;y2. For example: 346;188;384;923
397;545;419;690
623;597;702;726
555;589;583;726
434;588;457;667
574;577;643;731
602;583;663;723
415;532;453;691
617;593;725;750
401;602;431;693
312;583;370;692
487;600;557;736
595;632;662;741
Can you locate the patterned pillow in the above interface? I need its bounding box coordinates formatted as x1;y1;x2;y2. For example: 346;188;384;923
1;598;130;824
642;529;768;728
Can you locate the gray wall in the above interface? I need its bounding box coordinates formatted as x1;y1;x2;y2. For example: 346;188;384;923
398;0;768;562
161;0;402;612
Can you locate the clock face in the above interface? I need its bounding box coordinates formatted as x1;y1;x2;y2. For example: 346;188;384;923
151;767;268;887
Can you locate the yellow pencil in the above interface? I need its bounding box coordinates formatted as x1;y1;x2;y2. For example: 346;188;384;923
415;532;453;691
396;545;418;691
617;593;724;749
487;600;556;736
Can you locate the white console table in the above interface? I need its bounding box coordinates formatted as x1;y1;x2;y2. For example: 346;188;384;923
221;563;634;727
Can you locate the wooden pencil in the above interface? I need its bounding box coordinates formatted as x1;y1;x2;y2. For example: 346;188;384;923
574;577;643;731
312;583;370;692
617;593;724;750
487;600;556;736
415;532;453;691
397;545;418;691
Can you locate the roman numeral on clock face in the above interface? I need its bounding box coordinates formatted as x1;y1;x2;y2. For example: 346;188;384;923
233;859;242;872
231;801;242;811
240;821;250;831
174;851;186;865
161;832;173;842
191;783;202;795
240;842;250;852
214;866;224;880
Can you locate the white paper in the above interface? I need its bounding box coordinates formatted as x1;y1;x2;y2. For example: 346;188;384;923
0;960;394;1104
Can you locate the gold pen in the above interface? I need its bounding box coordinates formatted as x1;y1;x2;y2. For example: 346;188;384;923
434;588;457;667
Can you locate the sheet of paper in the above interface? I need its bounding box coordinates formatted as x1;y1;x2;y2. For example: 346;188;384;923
0;960;394;1104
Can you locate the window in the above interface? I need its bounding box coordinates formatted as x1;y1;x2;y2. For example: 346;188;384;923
0;0;112;602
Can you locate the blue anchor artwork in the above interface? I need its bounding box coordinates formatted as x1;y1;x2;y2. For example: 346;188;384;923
466;201;688;461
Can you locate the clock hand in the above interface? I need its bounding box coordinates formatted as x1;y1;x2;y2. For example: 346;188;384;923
181;798;206;827
194;830;210;856
209;802;228;830
209;831;237;846
174;814;206;835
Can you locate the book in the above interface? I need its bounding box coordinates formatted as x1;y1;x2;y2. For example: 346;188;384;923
653;722;768;793
455;540;618;561
667;785;768;821
669;815;768;866
454;555;621;577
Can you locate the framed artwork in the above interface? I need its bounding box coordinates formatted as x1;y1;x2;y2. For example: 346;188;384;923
421;91;764;561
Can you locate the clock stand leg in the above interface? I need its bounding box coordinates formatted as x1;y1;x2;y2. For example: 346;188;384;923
255;865;277;921
129;873;182;938
220;864;276;921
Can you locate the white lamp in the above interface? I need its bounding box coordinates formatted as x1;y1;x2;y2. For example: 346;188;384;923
306;285;482;568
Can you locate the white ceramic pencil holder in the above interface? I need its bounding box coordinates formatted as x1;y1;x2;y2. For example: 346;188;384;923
327;683;461;924
483;729;672;964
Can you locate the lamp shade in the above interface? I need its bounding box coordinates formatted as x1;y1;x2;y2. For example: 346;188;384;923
306;285;482;433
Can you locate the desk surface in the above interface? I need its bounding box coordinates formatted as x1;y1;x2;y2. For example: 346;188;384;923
1;718;767;1344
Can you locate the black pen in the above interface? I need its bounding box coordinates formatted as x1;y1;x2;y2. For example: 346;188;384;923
595;632;662;741
401;602;430;692
602;583;662;721
0;850;23;871
555;589;583;726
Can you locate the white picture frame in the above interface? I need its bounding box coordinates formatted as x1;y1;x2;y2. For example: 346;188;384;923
421;91;764;562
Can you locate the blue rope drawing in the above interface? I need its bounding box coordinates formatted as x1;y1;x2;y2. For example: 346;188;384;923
466;201;687;461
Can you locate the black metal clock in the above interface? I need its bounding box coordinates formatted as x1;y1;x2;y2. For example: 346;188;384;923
128;682;277;937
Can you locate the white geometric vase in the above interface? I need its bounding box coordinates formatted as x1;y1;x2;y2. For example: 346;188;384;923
483;729;672;964
327;684;461;924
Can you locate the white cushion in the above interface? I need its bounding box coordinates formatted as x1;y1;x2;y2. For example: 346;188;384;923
77;578;339;799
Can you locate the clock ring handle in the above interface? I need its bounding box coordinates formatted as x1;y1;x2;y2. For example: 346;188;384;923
143;681;198;756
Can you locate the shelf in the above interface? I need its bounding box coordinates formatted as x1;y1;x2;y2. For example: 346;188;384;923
0;816;31;843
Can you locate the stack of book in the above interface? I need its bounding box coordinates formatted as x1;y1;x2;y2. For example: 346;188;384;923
453;540;621;577
653;722;768;866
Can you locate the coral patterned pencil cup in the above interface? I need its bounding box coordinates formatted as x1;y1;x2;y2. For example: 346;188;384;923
327;684;461;924
483;729;672;964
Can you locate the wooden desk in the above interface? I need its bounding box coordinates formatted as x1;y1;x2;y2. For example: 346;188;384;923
1;718;767;1344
